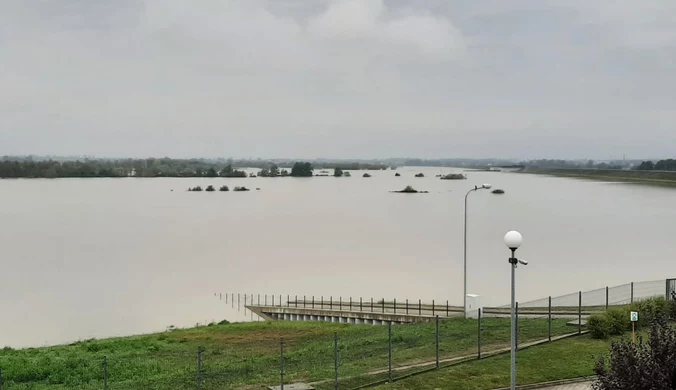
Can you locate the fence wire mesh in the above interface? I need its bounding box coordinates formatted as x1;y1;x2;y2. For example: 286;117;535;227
1;279;671;390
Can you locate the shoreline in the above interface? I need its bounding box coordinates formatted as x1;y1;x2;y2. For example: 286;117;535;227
519;168;676;187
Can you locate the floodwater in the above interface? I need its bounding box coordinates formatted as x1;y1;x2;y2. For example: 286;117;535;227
1;167;675;347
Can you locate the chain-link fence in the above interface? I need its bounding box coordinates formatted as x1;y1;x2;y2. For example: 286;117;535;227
0;314;577;390
1;279;671;390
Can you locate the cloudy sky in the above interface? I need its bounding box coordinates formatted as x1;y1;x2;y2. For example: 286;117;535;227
1;0;674;160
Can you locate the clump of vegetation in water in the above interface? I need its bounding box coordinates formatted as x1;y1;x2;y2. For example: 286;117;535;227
233;186;250;192
395;173;401;177
363;173;371;178
188;186;203;192
334;168;344;177
414;173;425;177
492;189;505;194
393;185;428;194
440;173;466;180
205;185;216;192
219;185;229;192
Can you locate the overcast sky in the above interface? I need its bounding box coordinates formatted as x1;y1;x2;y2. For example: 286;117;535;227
1;0;675;160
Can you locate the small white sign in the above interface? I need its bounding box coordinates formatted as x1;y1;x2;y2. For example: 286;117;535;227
630;311;639;322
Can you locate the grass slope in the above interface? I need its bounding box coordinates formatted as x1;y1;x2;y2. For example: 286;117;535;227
373;334;615;390
0;318;571;389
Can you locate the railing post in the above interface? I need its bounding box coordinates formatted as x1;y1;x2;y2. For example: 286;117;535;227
432;300;435;316
238;293;241;311
258;294;260;305
339;297;342;311
272;295;275;307
388;322;393;383
265;295;268;306
371;298;374;312
446;300;449;317
548;296;552;342
231;293;234;308
394;299;397;314
103;356;108;390
225;293;228;304
330;296;333;310
406;299;409;315
334;332;339;390
360;297;363;312
287;295;289;307
313;296;315;309
382;298;385;313
279;294;282;307
630;282;634;303
578;291;582;335
436;316;440;369
349;297;352;311
605;286;609;310
295;295;298;308
197;347;203;390
280;338;285;390
478;309;482;359
418;299;422;315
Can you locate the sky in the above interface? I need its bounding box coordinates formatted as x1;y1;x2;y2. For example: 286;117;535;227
1;0;675;160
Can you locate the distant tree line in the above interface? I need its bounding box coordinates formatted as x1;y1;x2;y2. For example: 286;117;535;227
0;159;246;178
634;159;676;171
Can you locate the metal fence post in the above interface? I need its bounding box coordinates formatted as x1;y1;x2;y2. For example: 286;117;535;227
360;297;363;312
432;300;435;316
478;309;482;359
446;300;449;317
548;296;552;342
515;302;519;351
578;291;582;335
280;339;285;390
382;298;385;313
103;356;108;390
197;348;203;390
349;297;352;311
605;286;609;310
418;299;422;315
287;295;289;307
394;299;397;314
272;295;275;307
406;299;409;315
388;322;393;383
371;298;374;312
436;316;440;369
295;295;298;308
334;332;339;390
630;282;634;304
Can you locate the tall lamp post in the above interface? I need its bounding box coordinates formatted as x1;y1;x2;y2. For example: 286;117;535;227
463;184;492;317
504;230;527;390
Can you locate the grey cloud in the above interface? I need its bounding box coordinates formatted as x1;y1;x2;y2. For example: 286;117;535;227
1;0;675;159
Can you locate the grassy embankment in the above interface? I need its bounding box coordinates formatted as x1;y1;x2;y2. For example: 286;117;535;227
0;317;572;390
374;333;615;390
521;168;676;187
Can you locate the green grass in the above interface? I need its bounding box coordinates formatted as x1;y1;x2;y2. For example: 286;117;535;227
0;318;572;390
373;333;617;390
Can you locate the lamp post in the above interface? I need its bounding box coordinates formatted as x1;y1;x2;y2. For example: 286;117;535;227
504;230;526;390
463;184;492;317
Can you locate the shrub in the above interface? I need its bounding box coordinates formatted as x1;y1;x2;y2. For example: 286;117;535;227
205;185;215;192
414;173;424;177
606;307;631;336
588;314;612;339
594;319;676;390
219;185;229;192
